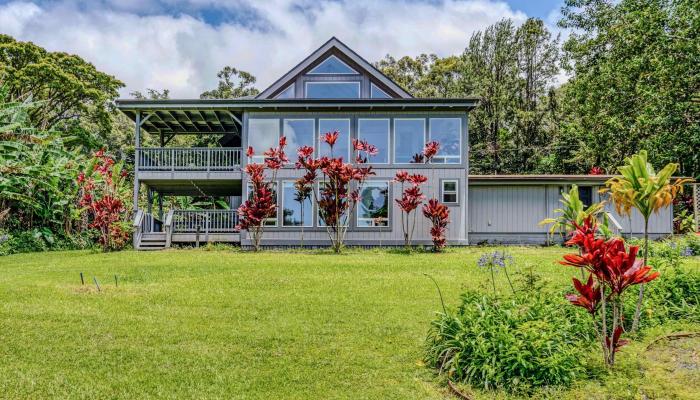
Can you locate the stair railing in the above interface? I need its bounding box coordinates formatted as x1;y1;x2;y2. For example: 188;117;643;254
164;210;175;248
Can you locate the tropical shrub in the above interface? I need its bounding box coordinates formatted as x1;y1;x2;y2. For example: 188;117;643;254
394;171;427;249
0;229;95;256
560;216;660;367
425;290;593;394
539;184;605;240
77;150;131;252
644;265;700;325
422;199;450;252
295;133;376;253
237;137;288;251
603;149;692;331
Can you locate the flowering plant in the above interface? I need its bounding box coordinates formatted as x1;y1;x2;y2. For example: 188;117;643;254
295;132;376;253
477;250;515;295
237;137;288;251
394;171;427;249
560;216;660;366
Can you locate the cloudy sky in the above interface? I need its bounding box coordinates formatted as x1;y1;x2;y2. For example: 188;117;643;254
0;0;565;98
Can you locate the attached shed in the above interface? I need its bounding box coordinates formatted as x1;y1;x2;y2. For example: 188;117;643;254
467;175;674;245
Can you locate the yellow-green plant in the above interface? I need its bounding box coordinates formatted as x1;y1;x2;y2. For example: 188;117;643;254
539;185;605;239
603;150;693;331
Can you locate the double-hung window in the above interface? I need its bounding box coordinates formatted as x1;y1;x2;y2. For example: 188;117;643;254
441;180;459;204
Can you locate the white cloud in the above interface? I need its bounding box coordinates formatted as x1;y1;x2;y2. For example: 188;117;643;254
0;0;533;97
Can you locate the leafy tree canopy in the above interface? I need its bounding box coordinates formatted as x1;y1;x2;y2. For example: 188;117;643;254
200;66;259;99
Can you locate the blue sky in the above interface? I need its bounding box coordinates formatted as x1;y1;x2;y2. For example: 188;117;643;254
0;0;567;97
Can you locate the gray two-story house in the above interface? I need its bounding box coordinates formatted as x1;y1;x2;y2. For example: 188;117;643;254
117;37;673;250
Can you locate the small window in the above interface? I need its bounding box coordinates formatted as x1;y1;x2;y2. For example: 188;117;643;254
275;84;295;99
305;82;360;99
357;181;389;227
246;182;278;226
578;186;593;207
370;83;391;99
281;181;313;227
441;180;459;204
307;55;358;75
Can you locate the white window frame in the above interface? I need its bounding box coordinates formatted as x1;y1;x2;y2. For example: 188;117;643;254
429;118;462;164
356;180;390;228
370;83;391;99
307;55;359;75
281;181;314;228
358;118;390;164
304;81;361;99
247;118;280;163
318;118;352;160
393;118;426;165
283;118;316;158
275;83;295;99
245;182;278;227
441;179;459;205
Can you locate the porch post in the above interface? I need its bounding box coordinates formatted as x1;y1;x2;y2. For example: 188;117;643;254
158;191;164;222
147;187;154;231
133;112;141;214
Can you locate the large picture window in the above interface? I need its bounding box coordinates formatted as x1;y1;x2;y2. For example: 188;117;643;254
284;119;315;157
318;119;351;159
305;82;360;99
429;118;461;164
357;181;389;227
394;118;425;164
246;182;278;226
247;119;280;163
358;118;389;163
281;181;313;227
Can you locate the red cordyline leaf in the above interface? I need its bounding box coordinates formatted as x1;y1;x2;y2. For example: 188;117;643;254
606;326;629;352
589;166;604;175
246;146;255;157
566;274;602;314
394;171;410;183
422;199;450;250
423;141;440;162
323;130;339;147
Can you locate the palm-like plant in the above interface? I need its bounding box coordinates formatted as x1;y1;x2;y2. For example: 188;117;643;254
604;150;693;331
539;185;605;240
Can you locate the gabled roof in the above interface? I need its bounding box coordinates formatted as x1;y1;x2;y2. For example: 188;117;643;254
256;37;413;99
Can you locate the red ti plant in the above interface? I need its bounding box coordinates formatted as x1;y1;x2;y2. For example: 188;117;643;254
394;171;427;249
77;150;131;251
560;216;660;367
295;132;376;253
411;140;440;164
422;199;450;252
237;137;288;251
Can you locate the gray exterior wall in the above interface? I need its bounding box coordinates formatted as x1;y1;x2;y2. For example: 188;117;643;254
469;183;673;244
240;110;469;247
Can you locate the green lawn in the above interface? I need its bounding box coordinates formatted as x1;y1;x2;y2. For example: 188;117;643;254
1;247;698;399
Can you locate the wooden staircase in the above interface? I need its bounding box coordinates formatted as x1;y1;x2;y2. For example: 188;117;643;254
137;232;167;250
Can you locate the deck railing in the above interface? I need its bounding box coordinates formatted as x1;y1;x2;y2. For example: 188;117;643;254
171;210;239;234
137;147;242;171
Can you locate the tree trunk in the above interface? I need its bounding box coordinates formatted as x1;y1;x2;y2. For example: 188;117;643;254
631;218;649;332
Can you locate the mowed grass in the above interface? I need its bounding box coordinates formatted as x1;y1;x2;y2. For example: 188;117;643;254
0;247;698;399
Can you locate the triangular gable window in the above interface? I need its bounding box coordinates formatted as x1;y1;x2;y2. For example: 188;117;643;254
275;84;295;99
371;83;392;99
307;55;358;75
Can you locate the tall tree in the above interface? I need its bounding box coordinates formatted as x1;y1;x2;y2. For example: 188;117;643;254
0;34;124;146
559;0;700;178
200;66;259;99
461;19;519;173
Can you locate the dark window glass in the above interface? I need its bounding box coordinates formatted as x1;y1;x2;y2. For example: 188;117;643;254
282;182;313;227
579;186;593;207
